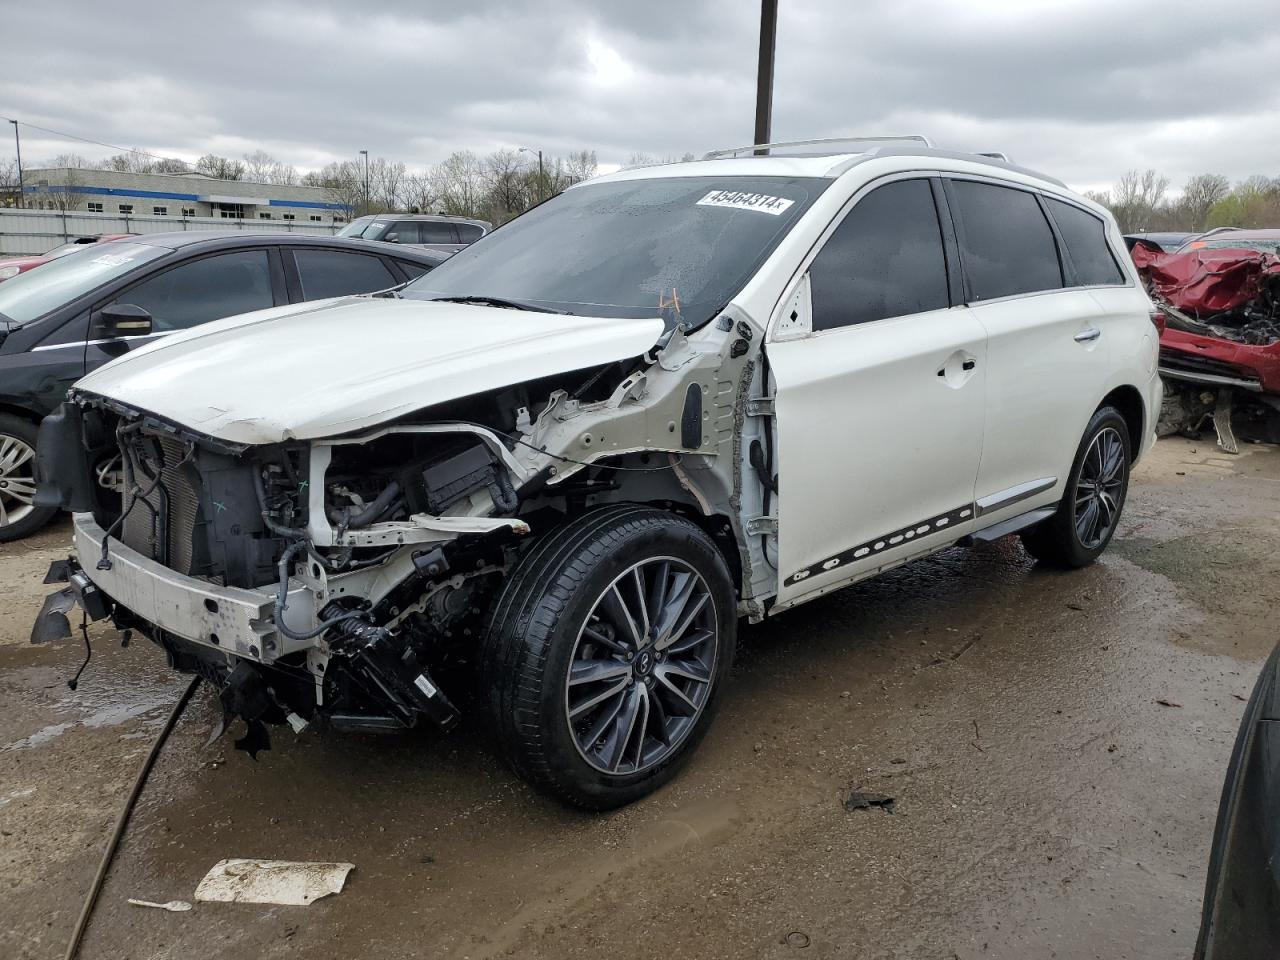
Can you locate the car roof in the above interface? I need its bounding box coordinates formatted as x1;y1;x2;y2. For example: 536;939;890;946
588;141;1068;191
114;231;448;264
1195;228;1280;240
349;213;491;228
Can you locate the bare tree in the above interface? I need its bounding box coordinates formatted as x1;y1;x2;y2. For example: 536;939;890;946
41;167;88;213
402;171;438;214
482;149;530;222
369;157;407;212
307;160;364;218
241;150;298;185
1109;169;1171;233
1176;174;1230;232
431;151;485;218
195;154;246;181
563;149;598;185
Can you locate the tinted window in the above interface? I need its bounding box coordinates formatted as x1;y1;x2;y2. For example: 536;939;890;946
387;222;420;244
808;178;950;330
0;242;167;326
419;222;457;243
456;223;484;243
294;249;396;299
113;250;274;332
1048;199;1125;286
398;261;432;280
951;180;1063;301
402;175;824;327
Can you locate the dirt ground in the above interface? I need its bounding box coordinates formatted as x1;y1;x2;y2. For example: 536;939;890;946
2;435;1278;960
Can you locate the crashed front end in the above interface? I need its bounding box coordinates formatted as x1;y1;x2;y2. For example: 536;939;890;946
30;311;761;755
1132;243;1280;451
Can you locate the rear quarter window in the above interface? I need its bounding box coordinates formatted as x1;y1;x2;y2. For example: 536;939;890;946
950;180;1063;301
1047;199;1126;286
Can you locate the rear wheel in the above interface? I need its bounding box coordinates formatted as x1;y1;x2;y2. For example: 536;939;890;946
481;506;736;809
1021;405;1130;568
0;414;56;543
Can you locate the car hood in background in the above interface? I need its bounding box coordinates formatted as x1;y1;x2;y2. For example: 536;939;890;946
74;297;664;445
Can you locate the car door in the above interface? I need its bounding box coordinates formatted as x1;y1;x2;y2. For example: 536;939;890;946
945;178;1114;525
285;247;403;301
85;247;283;372
768;175;988;607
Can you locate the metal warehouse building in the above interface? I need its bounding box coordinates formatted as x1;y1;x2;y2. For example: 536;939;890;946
21;168;348;223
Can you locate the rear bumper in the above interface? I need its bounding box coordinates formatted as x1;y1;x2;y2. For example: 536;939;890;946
1160;329;1280;394
71;512;318;662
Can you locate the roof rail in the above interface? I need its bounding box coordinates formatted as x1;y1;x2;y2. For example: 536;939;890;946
702;135;936;160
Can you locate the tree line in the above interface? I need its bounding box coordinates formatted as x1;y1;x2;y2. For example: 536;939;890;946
1086;170;1280;234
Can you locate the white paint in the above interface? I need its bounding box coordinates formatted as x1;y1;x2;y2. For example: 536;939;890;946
75;299;665;445
194;859;354;906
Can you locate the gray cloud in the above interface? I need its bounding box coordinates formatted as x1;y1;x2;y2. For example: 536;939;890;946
2;0;1278;193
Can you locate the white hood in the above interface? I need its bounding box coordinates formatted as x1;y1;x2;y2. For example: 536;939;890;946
75;297;664;445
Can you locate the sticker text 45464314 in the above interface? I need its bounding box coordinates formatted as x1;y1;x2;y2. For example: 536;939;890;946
696;190;795;216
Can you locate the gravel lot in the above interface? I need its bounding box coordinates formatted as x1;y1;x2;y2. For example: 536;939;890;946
2;435;1277;960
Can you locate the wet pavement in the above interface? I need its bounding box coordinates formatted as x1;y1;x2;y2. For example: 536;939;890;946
2;436;1278;960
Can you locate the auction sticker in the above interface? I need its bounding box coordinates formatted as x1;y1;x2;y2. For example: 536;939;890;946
89;254;136;267
696;189;794;215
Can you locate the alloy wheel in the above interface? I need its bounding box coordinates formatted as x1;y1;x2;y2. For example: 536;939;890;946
0;434;36;529
565;557;719;775
1074;426;1125;549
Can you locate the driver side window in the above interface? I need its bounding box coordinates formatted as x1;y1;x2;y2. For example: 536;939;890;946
110;250;275;332
808;178;951;331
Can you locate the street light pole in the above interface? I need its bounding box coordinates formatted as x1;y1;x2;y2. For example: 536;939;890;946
754;0;778;152
10;120;24;209
359;149;369;215
519;147;545;203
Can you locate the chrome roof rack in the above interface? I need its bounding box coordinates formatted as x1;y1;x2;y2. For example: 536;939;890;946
702;135;936;160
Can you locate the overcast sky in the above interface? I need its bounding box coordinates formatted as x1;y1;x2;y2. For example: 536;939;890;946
3;0;1278;194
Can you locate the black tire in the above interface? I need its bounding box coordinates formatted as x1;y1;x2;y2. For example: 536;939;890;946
481;505;736;809
1021;405;1131;568
0;413;57;543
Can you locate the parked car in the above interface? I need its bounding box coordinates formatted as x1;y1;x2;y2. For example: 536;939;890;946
0;232;445;540
1179;228;1280;255
1124;232;1196;253
337;214;491;254
1195;641;1280;959
34;139;1160;808
0;233;136;282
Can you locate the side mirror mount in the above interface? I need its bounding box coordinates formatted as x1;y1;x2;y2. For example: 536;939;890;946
96;303;153;339
384;232;400;243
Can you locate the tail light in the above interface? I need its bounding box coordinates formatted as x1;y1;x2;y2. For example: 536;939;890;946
1149;308;1167;335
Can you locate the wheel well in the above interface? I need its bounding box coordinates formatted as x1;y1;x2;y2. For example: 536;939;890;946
1100;385;1145;454
0;402;42;426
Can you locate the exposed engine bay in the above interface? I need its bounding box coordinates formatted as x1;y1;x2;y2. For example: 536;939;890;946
32;311;773;754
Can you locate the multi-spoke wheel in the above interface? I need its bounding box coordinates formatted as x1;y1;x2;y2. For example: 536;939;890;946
566;558;719;776
0;414;56;543
482;506;735;809
1022;406;1131;568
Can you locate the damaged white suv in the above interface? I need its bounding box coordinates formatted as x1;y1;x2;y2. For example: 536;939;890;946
34;138;1162;808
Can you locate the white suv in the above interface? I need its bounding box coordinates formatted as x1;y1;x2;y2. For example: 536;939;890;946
35;137;1161;809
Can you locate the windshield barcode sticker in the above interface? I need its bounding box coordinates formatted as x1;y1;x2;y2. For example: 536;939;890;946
89;254;136;267
696;190;794;216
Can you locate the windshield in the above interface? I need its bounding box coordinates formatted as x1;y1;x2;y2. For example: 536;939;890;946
0;242;167;326
338;219;389;240
400;175;827;326
1189;238;1280;254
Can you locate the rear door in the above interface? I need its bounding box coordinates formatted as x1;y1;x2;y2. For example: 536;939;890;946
770;175;987;607
284;247;402;301
945;178;1114;524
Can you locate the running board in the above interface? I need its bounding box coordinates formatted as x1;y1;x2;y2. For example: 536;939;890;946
960;506;1056;544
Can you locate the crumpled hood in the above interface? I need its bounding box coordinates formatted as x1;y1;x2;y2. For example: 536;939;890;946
74;297;664;445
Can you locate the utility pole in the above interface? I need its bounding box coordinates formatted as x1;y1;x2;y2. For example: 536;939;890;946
754;0;778;152
10;120;24;209
359;149;369;215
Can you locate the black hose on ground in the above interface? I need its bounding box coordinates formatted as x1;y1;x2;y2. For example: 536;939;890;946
63;674;202;960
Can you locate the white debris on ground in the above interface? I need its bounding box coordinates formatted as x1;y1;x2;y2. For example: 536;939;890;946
194;859;355;906
127;899;192;912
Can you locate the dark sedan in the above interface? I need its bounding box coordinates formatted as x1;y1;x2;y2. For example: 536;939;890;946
0;232;445;540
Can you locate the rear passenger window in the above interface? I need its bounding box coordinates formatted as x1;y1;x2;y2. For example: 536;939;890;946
950;180;1063;301
1046;198;1126;286
293;249;396;300
419;222;458;244
456;223;484;243
808;178;950;330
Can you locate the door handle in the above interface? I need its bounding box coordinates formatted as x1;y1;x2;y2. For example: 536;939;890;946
1074;327;1101;343
962;359;976;371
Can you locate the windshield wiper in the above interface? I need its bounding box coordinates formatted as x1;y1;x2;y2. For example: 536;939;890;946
428;294;567;314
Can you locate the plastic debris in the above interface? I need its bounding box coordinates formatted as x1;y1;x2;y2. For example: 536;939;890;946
194;859;355;906
127;898;192;912
843;788;895;813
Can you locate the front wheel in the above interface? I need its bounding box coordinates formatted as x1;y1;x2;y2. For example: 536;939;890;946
0;414;57;543
1021;405;1131;568
481;506;736;809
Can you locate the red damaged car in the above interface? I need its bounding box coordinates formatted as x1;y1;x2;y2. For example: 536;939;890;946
1131;233;1280;450
0;234;135;283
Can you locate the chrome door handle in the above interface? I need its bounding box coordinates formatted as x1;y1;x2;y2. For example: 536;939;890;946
1074;327;1101;343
